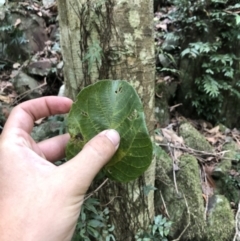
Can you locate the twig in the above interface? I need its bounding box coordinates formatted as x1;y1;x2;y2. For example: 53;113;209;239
169;143;179;194
12;78;47;106
202;169;209;221
155;92;162;98
233;199;240;241
101;196;122;206
158;143;231;160
171;194;190;241
84;178;109;201
169;103;182;112
160;191;170;218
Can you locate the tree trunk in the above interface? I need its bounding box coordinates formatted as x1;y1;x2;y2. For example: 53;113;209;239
57;0;155;239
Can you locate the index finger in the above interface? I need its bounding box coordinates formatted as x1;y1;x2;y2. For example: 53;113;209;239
3;96;73;134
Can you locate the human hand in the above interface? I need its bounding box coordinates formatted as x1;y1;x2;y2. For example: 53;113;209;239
0;96;120;241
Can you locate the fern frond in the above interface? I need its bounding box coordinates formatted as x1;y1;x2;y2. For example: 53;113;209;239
202;75;220;98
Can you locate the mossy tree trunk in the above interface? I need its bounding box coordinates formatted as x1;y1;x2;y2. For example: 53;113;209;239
57;0;155;239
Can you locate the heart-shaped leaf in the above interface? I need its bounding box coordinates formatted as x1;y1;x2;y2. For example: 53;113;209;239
66;80;152;182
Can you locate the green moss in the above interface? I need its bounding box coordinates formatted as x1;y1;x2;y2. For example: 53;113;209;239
162;154;205;240
223;141;238;159
179;123;212;152
214;141;240;204
156;150;235;241
154;146;174;225
213;143;232;178
155;145;172;185
218;123;228;133
206;195;235;241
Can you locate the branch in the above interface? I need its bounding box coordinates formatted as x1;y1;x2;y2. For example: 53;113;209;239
169;143;179;194
84;178;109;201
233;200;240;241
158;143;230;160
160;191;170;218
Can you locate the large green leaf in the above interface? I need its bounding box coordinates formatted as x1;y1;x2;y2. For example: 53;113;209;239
66;80;152;182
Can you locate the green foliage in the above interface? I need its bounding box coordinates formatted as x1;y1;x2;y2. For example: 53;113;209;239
224;174;240;203
83;40;103;74
66;80;152;182
154;31;180;76
72;198;115;241
170;0;240;121
135;215;172;241
143;185;157;196
0;11;28;62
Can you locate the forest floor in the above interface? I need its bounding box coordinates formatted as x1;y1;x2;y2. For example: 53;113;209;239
1;0;240;238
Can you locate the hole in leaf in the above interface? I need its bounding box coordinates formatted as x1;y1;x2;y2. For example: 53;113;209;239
75;133;84;141
81;111;88;117
115;86;123;94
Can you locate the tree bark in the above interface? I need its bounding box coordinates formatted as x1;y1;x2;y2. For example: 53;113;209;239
57;0;155;239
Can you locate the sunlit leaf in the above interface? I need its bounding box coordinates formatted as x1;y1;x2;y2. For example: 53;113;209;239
66;80;152;182
236;15;240;25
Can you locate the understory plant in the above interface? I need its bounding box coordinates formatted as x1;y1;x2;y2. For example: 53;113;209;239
72;198;115;241
135;215;172;241
0;8;28;63
168;0;240;121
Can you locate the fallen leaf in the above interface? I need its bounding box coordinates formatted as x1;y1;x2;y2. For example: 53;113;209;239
13;63;21;69
174;149;183;159
206;126;219;134
161;128;184;144
37;12;42;17
0;95;12;104
155;134;164;142
156;23;167;31
14;18;21;28
35;117;45;125
206;136;217;145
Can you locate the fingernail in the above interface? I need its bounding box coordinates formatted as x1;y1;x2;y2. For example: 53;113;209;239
105;129;120;147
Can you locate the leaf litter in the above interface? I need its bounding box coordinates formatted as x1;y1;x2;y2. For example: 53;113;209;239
0;0;63;127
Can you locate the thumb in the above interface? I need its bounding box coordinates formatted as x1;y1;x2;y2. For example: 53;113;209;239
59;129;120;194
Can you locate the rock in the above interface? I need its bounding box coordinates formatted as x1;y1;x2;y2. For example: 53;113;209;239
179;122;213;152
213;141;240;204
31;119;65;142
206;195;235;241
0;10;48;62
11;71;41;99
27;58;57;76
213;141;236;178
155;145;172;186
156;149;236;240
160;154;206;240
